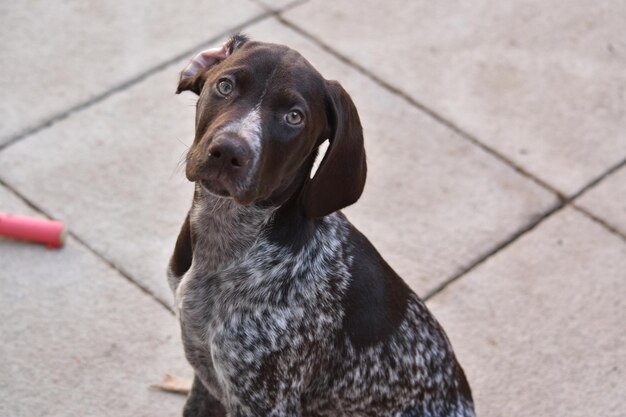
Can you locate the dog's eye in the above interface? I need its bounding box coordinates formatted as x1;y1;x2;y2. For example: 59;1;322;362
216;79;234;96
285;110;303;125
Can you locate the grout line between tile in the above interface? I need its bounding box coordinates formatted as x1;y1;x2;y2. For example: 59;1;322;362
276;16;567;202
425;198;626;301
70;233;175;313
249;0;309;12
423;201;565;301
569;155;626;201
0;177;175;315
421;160;626;299
572;204;626;242
0;11;277;153
424;164;626;299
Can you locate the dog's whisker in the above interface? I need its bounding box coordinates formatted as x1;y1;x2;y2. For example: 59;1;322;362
170;149;189;179
176;151;187;169
176;138;190;148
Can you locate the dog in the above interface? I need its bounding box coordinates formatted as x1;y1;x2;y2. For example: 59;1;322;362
168;34;475;417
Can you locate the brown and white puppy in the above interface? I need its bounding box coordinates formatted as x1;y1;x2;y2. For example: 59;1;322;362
168;34;475;417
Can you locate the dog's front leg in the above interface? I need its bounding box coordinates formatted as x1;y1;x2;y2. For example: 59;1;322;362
168;212;194;293
266;400;302;417
183;375;226;417
229;397;301;417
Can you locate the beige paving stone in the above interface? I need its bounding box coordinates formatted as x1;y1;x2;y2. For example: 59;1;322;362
576;164;626;236
0;185;191;417
0;0;264;144
0;62;195;305
427;207;626;417
284;0;626;196
0;17;557;303
255;0;301;10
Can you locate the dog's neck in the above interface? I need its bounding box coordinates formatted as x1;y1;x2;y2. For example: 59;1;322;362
190;184;275;273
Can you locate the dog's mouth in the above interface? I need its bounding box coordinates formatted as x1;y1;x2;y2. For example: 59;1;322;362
199;179;231;198
198;179;259;205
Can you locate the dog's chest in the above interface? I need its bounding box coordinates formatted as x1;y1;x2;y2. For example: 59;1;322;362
175;201;351;405
175;197;275;395
177;237;334;405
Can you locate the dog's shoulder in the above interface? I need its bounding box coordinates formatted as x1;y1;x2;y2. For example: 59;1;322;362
263;206;412;349
340;221;412;349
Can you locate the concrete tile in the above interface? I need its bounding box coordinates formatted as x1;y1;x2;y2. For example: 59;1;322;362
427;208;626;417
0;185;191;417
576;165;626;236
284;0;626;195
254;0;302;10
0;17;556;303
0;62;195;305
0;0;264;145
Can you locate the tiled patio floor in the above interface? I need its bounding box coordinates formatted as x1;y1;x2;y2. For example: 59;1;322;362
1;1;624;416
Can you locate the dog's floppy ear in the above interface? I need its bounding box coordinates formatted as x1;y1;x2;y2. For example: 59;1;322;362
176;34;249;95
302;80;367;218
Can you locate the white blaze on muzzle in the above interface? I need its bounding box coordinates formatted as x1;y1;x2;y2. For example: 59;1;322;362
220;105;263;191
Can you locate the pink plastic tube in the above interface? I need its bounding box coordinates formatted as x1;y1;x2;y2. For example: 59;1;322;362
0;212;66;248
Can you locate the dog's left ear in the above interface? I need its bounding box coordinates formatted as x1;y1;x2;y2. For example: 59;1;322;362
302;81;367;218
176;34;248;95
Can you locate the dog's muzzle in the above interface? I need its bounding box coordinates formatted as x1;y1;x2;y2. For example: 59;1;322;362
196;134;254;199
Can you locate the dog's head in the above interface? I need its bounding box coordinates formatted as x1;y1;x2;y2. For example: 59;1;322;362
177;34;366;218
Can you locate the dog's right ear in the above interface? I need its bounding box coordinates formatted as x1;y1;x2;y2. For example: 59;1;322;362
176;34;249;95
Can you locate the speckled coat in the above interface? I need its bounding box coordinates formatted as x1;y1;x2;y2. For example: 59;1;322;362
168;35;475;417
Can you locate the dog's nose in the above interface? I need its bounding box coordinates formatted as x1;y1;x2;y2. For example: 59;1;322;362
206;136;252;169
